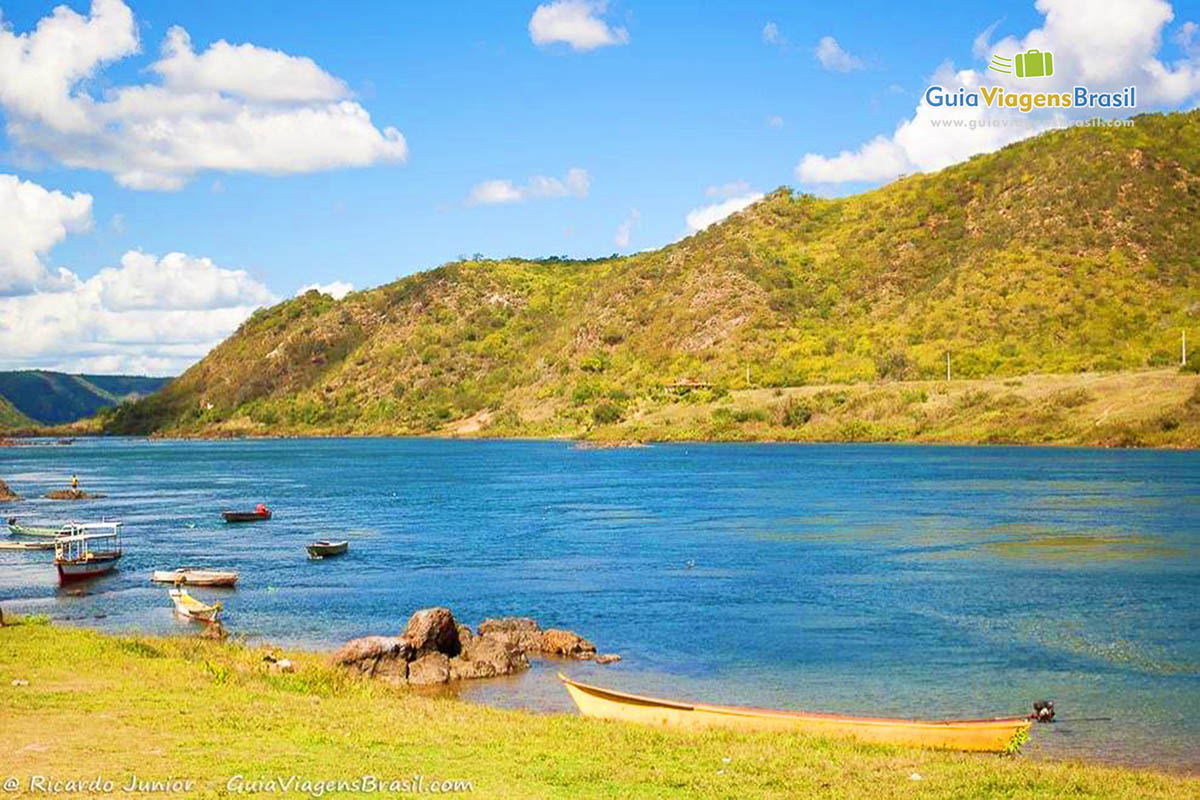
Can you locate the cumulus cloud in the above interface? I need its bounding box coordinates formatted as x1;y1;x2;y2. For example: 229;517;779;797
762;22;786;47
466;167;590;205
797;0;1200;186
0;0;406;190
0;250;275;373
0;174;93;295
297;281;354;300
685;192;764;233
814;36;864;72
0;175;275;373
529;1;628;51
614;208;640;248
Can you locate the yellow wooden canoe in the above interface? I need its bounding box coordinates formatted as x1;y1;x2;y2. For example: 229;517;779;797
559;674;1032;753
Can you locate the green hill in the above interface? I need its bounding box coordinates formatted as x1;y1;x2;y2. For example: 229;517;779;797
104;111;1200;444
0;371;171;427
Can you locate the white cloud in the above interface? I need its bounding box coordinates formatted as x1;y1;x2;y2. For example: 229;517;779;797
1178;21;1199;55
297;281;354;300
0;249;275;374
814;36;864;72
767;115;784;128
797;0;1200;186
0;174;275;373
0;0;406;190
466;167;590;205
614;208;640;248
529;1;628;51
704;180;752;199
685;192;764;233
0;174;93;295
152;26;349;102
762;22;786;47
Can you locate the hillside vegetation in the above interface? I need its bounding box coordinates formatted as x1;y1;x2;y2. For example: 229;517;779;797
0;371;170;426
105;111;1200;443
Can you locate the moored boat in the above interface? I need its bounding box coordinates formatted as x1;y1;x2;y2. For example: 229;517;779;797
7;518;68;538
152;567;239;587
558;674;1033;753
0;540;56;551
53;523;122;583
168;588;222;622
222;504;271;523
306;540;348;559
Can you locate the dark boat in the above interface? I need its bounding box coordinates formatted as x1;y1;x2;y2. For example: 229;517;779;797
222;504;271;523
306;539;348;559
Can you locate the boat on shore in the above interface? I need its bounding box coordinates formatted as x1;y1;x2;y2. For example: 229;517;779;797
558;674;1032;753
168;588;222;622
53;523;122;583
306;540;348;559
152;567;239;587
222;504;271;523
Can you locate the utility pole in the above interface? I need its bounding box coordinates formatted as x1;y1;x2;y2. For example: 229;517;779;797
946;352;951;382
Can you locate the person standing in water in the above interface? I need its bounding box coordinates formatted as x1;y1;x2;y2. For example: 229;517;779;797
70;474;79;491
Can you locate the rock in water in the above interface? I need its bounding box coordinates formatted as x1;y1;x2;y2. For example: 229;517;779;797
44;489;104;500
403;607;461;656
539;629;597;658
0;478;19;502
407;652;451;685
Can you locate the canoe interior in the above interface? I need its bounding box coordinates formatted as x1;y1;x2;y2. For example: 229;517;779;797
558;674;1031;753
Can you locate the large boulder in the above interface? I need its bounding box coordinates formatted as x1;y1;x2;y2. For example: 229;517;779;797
331;635;413;665
477;617;544;651
407;652;451;685
449;634;528;681
0;479;19;502
403;607;461;657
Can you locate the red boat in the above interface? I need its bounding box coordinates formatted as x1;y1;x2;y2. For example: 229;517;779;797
222;504;272;523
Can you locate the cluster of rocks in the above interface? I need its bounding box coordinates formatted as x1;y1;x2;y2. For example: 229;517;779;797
331;607;619;686
0;479;19;503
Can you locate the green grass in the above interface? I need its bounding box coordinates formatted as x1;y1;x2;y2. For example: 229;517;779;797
1;619;1195;798
100;111;1200;444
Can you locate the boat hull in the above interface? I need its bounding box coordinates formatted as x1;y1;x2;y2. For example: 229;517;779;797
56;554;120;583
168;589;222;622
559;675;1031;753
306;541;348;559
222;511;270;523
8;523;63;539
152;569;238;587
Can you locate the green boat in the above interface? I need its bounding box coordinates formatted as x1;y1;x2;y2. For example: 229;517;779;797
6;518;68;538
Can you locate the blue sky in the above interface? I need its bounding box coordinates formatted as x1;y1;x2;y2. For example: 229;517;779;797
1;0;1198;373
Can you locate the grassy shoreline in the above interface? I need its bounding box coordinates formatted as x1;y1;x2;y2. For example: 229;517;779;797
1;618;1196;798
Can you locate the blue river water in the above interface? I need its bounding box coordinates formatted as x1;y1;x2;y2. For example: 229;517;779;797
1;438;1197;770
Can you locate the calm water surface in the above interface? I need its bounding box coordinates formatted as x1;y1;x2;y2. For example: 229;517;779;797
2;438;1197;770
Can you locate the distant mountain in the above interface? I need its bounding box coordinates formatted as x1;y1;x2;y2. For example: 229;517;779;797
0;371;172;426
104;111;1200;443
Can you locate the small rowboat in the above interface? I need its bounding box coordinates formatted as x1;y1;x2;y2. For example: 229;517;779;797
306;540;348;559
558;674;1033;753
152;567;239;587
222;504;271;523
0;540;56;551
168;588;222;622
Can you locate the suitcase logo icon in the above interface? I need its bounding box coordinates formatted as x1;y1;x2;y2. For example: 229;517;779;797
989;49;1054;78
